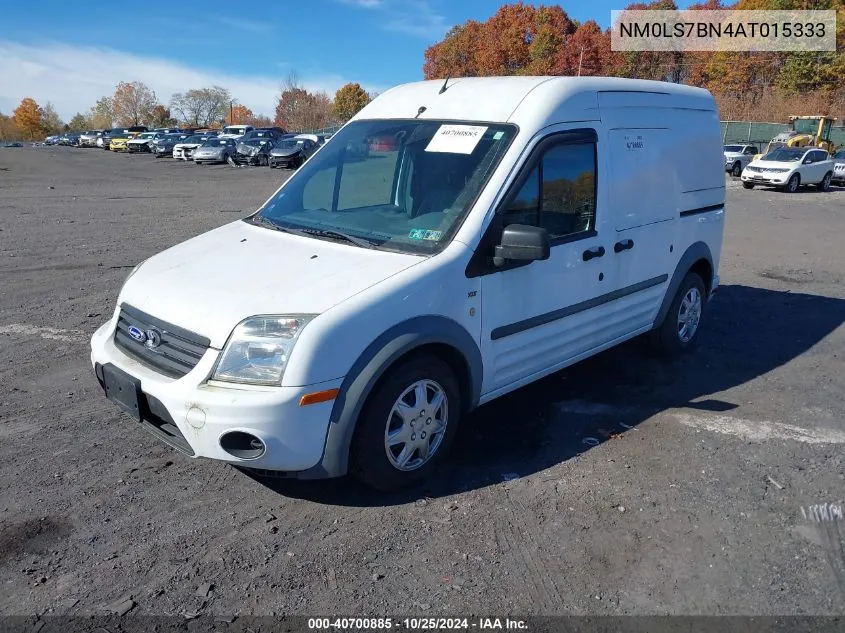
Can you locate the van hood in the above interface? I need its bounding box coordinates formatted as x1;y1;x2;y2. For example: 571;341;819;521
119;220;424;348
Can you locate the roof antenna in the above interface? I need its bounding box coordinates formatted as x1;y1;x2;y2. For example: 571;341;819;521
416;106;427;118
439;75;451;94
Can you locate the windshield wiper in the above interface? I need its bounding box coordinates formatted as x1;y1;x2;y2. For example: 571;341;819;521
247;214;283;231
247;216;376;249
302;228;377;249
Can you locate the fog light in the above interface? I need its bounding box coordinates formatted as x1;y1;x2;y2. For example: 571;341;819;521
220;431;265;459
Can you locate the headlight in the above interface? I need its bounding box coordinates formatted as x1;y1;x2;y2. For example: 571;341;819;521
212;315;316;385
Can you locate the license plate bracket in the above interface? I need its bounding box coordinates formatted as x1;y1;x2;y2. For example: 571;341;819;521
103;363;142;421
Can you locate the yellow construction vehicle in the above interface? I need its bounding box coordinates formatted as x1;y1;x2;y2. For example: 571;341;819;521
754;115;837;160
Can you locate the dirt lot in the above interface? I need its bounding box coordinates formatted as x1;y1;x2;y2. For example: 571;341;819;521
1;146;844;620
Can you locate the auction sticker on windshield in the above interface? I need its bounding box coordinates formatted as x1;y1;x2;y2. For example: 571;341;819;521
425;124;488;154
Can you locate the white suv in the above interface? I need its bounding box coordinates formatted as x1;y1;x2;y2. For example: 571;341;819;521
742;147;834;192
91;77;725;490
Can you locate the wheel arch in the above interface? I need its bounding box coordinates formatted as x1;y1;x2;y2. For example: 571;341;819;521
654;241;714;329
297;316;482;479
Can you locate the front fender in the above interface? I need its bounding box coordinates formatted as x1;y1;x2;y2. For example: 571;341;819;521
297;315;482;479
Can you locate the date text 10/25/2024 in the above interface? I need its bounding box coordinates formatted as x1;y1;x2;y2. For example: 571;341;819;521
307;617;529;630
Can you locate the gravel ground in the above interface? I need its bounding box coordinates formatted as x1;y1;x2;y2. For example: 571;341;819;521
1;146;844;619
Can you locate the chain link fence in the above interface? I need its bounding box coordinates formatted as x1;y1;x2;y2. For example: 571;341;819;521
721;120;845;149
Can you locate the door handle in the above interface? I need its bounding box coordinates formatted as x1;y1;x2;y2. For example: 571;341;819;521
614;239;634;253
582;246;606;261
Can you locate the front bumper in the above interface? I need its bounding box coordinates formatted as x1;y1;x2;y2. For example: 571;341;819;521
741;172;788;185
269;154;302;168
90;318;341;473
127;143;151;153
110;143;128;152
231;153;263;166
194;153;224;162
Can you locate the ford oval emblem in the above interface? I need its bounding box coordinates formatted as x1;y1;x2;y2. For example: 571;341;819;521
128;325;147;343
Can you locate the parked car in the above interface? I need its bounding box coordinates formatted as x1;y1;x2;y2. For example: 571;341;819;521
151;127;182;135
230;138;275;166
151;133;188;158
173;134;209;161
79;130;105;147
241;129;284;142
109;131;131;152
723;144;758;177
127;132;163;153
193;137;237;164
218;125;253;139
268;135;319;169
100;128;125;150
90;77;725;491
741;147;834;192
1;141;23;148
832;149;845;186
58;133;81;146
125;126;148;138
44;135;60;145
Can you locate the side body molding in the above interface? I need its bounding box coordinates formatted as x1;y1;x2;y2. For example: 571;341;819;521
298;316;483;479
654;241;714;328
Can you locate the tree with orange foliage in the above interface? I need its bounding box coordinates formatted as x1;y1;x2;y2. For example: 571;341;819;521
553;20;613;76
227;104;254;125
423;21;483;78
112;81;157;126
13;97;43;140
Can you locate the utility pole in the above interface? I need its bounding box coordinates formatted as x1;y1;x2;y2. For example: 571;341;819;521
577;46;584;77
230;101;234;125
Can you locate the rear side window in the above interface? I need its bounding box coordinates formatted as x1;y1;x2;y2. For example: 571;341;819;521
502;141;597;242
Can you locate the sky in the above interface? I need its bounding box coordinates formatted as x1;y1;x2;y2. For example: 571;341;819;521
0;0;682;121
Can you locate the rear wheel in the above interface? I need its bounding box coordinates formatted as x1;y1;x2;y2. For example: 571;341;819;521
817;172;832;192
784;173;800;193
650;272;706;355
351;355;461;491
731;162;742;177
742;182;755;189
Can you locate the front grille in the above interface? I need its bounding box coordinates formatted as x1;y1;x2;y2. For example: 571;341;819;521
114;304;210;378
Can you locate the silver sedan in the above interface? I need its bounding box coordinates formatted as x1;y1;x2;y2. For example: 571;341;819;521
193;138;237;165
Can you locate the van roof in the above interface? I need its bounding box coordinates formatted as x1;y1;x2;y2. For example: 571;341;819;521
354;76;715;134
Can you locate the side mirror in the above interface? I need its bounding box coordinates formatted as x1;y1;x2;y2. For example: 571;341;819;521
493;224;550;266
803;158;813;164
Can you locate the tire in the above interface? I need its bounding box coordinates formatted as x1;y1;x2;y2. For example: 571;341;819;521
784;173;800;193
350;354;461;491
817;172;832;192
742;182;755;189
731;162;742;177
649;272;706;356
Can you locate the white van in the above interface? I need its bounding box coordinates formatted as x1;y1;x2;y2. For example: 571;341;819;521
91;77;725;490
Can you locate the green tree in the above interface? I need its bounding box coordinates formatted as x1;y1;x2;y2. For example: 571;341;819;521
68;112;91;131
89;96;114;129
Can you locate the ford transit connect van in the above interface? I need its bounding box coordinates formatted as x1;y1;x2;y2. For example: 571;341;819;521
91;77;725;490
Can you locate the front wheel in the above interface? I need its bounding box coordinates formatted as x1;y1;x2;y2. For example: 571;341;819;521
649;272;706;355
784;174;800;193
731;162;742;177
742;182;755;189
351;355;461;491
817;172;832;192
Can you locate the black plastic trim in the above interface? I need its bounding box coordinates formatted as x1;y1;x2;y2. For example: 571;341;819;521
491;274;669;341
680;204;724;218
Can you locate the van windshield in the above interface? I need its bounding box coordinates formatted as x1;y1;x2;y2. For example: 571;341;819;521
253;119;516;254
